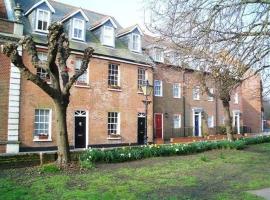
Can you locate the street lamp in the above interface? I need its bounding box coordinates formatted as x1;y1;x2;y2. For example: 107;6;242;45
141;80;153;145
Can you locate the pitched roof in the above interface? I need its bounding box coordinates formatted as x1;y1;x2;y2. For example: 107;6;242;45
24;0;55;15
60;8;89;22
12;0;152;65
117;24;143;37
90;16;118;30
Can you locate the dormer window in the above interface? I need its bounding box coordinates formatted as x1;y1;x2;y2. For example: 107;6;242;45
131;33;141;52
36;9;50;32
153;48;164;63
102;26;115;47
72;18;85;40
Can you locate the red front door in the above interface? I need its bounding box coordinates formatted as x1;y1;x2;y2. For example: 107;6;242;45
155;114;163;138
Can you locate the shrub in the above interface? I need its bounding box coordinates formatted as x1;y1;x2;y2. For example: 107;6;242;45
80;136;270;167
217;126;227;135
39;163;60;173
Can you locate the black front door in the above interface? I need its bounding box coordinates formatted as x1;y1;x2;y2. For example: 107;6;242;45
75;116;86;148
138;117;145;145
194;114;199;136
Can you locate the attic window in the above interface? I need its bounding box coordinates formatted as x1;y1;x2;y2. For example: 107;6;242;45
131;33;141;52
72;18;85;40
102;26;114;47
153;48;164;63
36;9;50;32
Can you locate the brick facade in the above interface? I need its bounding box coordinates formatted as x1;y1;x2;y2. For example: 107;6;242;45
153;65;262;140
0;0;263;153
0;0;7;19
0;47;11;153
18;51;153;150
0;19;14;34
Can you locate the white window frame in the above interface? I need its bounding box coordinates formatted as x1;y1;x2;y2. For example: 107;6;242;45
33;108;52;141
74;58;89;85
193;86;200;100
72;18;85;40
37;52;50;82
173;114;181;129
234;93;239;104
108;63;120;87
207;115;214;128
153;48;164;63
173;83;181;98
108;112;120;135
154;80;163;97
35;9;50;33
208;88;214;101
102;25;115;47
138;68;146;90
130;33;141;52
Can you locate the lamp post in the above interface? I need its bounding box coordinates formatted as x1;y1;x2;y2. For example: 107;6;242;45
141;80;153;145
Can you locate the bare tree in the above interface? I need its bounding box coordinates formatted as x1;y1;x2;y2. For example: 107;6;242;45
146;0;270;140
2;23;94;166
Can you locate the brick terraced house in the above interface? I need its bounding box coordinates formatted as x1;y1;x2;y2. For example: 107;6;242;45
0;0;263;153
142;36;263;141
0;0;154;153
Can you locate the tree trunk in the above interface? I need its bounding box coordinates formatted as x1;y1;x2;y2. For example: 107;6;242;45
222;100;234;141
54;100;70;166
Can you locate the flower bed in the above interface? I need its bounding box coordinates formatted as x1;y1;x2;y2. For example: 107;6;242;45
80;136;270;167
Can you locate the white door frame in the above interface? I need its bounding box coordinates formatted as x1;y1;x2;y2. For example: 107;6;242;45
74;110;89;149
192;108;203;137
154;113;163;139
233;110;240;134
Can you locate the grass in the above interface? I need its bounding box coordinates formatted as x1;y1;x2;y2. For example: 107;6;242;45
1;143;270;200
39;163;60;173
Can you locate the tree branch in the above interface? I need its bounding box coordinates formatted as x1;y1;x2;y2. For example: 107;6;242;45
57;33;70;87
19;36;41;69
2;43;57;98
63;47;94;94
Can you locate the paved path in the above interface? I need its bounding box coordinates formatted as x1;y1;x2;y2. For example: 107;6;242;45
248;188;270;200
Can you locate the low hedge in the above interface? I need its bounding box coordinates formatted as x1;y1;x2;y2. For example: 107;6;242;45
80;136;270;166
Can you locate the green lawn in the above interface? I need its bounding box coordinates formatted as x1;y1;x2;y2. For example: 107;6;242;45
1;143;270;200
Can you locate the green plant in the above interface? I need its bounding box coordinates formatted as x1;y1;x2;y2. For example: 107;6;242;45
79;136;270;167
200;154;209;162
39;163;60;173
79;159;95;169
219;152;225;159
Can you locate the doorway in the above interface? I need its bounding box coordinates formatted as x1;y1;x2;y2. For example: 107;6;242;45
74;110;87;148
137;113;145;145
233;111;240;134
193;110;202;137
155;113;163;139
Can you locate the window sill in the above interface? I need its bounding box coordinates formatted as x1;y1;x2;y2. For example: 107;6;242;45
137;91;143;94
173;97;181;99
193;99;200;101
108;88;122;92
107;135;121;140
155;95;163;97
75;84;91;89
33;139;52;142
34;30;49;34
71;39;86;44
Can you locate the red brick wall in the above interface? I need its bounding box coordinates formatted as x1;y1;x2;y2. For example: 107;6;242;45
0;52;10;153
0;0;7;19
19;51;153;149
0;19;14;34
153;66;247;138
241;74;262;132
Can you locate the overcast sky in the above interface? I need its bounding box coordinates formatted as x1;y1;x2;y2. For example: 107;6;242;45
56;0;147;29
